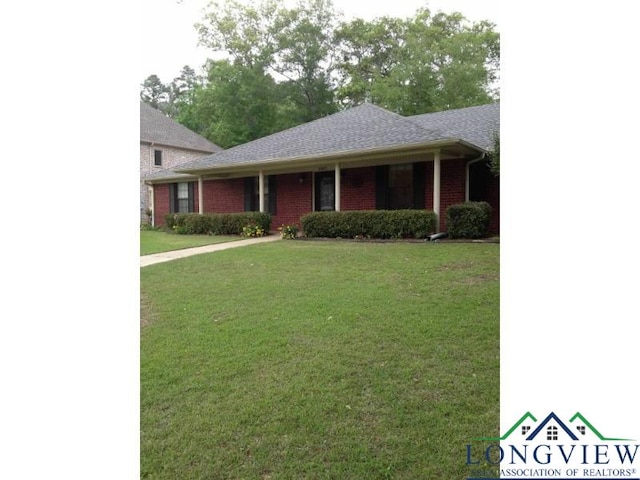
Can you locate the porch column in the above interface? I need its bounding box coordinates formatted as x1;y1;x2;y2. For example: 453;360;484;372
433;150;441;230
148;184;155;226
334;163;341;211
198;176;204;214
258;170;265;213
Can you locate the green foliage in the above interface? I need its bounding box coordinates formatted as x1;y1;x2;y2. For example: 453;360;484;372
140;223;160;231
277;224;299;239
487;131;500;176
164;212;272;235
241;224;266;237
142;0;500;148
334;9;499;113
446;201;492;239
301;210;437;239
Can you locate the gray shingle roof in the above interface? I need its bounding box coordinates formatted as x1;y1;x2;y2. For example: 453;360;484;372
408;103;500;151
175;102;499;173
140;102;223;153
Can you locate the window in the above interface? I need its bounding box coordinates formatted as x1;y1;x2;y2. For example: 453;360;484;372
577;426;586;435
547;426;558;441
389;163;413;209
375;162;426;210
177;182;189;212
244;176;277;214
169;182;194;213
521;426;531;435
154;149;162;166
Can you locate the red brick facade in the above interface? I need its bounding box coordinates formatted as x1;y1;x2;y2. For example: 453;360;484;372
152;158;499;234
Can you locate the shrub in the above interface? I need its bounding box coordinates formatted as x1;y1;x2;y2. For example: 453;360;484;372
278;224;299;239
446;202;492;239
241;224;266;238
300;210;437;239
163;212;271;235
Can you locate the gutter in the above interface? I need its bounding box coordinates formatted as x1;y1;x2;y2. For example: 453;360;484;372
173;138;483;177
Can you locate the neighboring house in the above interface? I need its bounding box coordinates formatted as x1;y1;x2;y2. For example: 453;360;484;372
144;102;499;233
139;102;222;223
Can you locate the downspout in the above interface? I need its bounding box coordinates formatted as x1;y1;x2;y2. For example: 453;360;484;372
465;154;487;201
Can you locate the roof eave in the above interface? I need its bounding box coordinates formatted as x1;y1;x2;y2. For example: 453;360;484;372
175;139;482;178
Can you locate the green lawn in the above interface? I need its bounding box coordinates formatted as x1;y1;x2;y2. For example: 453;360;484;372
141;241;499;479
140;230;241;255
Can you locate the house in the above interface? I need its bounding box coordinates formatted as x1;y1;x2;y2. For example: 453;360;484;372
139;102;222;223
144;102;499;233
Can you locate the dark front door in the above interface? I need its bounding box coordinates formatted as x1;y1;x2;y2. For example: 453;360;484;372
314;172;335;211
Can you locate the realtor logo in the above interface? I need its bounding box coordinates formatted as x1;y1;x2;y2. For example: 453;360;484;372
465;411;639;480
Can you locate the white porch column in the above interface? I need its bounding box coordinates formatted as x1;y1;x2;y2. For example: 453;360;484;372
148;185;155;226
198;176;204;214
433;150;441;230
334;163;341;212
258;170;265;213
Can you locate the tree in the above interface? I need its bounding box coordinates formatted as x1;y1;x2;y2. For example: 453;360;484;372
196;0;339;125
140;74;169;109
182;60;281;148
334;9;499;114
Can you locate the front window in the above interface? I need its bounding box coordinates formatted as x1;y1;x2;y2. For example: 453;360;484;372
177;182;190;213
389;163;413;209
154;149;162;166
170;182;194;213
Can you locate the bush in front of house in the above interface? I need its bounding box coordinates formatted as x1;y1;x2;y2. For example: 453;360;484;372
164;212;272;235
446;202;492;239
300;210;437;239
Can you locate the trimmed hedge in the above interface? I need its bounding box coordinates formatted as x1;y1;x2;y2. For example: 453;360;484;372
300;210;437;239
446;202;492;239
164;212;272;235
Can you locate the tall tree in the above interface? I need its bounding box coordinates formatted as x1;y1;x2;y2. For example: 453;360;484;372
181;60;281;148
140;74;169;109
196;0;339;125
334;9;499;114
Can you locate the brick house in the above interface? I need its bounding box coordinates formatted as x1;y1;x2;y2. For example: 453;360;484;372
139;102;222;223
144;102;499;233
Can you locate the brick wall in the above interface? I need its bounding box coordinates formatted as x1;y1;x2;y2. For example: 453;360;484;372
153;159;499;233
140;143;213;222
341;167;376;210
203;178;245;213
272;173;313;228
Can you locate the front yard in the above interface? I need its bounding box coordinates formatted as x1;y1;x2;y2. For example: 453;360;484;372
140;241;499;479
140;230;240;255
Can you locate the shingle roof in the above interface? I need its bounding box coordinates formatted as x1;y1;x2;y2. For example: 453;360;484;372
140;102;223;153
175;102;499;173
408;103;500;151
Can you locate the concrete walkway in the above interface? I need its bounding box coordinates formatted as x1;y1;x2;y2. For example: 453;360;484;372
140;235;282;267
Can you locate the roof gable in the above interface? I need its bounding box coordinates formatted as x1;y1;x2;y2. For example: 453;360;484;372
140;102;223;153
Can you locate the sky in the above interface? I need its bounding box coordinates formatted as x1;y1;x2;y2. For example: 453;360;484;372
140;0;501;83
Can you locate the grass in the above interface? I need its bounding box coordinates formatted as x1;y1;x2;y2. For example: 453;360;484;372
141;241;499;479
140;230;241;255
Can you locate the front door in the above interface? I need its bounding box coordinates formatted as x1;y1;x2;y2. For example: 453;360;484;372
314;172;335;211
